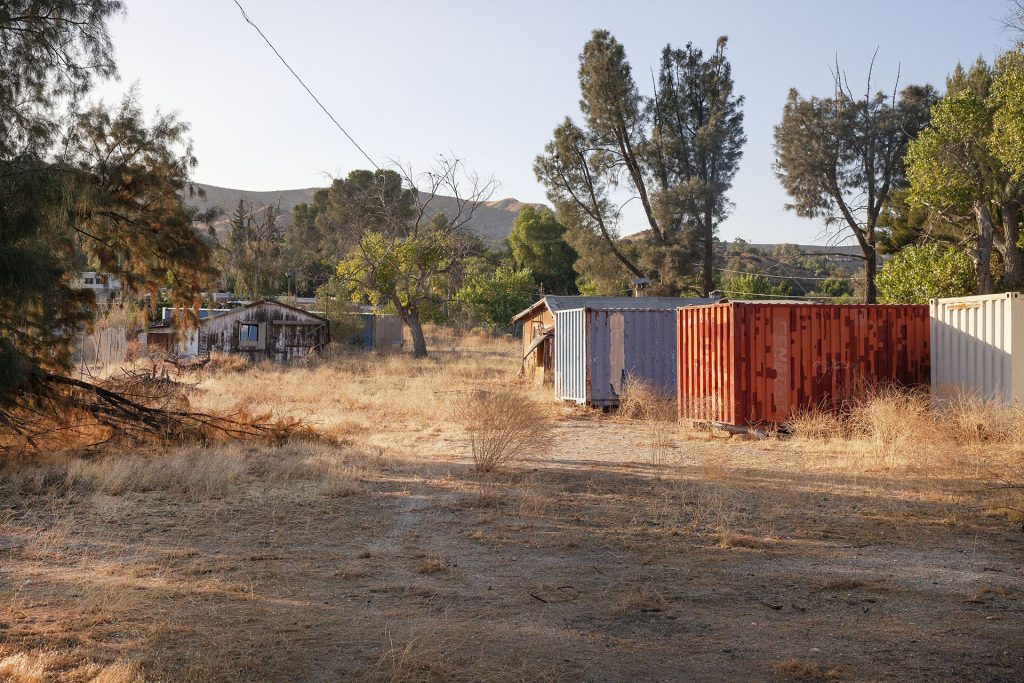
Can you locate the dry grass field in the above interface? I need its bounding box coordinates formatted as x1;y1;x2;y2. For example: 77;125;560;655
1;329;1022;682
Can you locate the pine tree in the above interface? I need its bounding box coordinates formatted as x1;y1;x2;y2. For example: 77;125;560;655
1;2;214;422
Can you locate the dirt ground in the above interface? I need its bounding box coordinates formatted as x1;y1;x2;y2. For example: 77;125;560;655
1;335;1022;682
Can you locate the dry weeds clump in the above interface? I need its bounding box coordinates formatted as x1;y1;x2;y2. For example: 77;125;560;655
618;378;679;465
618;377;676;422
448;384;554;472
60;445;249;499
0;651;142;683
609;586;668;615
771;658;843;681
848;386;932;460
201;352;250;374
4;442;371;502
415;553;450;574
785;406;848;441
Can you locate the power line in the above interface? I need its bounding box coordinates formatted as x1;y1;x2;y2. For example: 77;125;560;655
230;0;380;171
714;267;853;282
715;289;843;300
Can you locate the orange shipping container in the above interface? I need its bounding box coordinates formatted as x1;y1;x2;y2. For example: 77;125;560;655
677;302;931;426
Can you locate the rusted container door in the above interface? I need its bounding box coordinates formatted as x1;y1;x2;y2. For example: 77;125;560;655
679;303;930;425
677;304;736;424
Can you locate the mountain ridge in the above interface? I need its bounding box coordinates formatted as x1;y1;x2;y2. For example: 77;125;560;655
185;182;543;247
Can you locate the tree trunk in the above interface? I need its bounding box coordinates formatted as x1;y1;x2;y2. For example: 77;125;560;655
999;201;1022;290
864;243;877;304
702;207;715;296
407;315;428;359
393;297;429;358
975;202;996;295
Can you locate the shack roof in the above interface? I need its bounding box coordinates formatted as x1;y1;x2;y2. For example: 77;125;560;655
197;299;328;326
149;299;328;331
511;295;716;323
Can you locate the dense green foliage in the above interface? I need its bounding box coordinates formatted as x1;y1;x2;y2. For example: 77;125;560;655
225;201;285;298
507;206;578;294
906;56;1024;295
876;244;976;304
454;265;535;331
314;163;495;357
718;273;791;300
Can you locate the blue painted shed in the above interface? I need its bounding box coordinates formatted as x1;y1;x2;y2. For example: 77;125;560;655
553;306;698;407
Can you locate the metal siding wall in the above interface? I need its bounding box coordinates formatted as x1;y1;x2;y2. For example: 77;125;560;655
931;293;1023;403
678;304;735;422
554;308;587;403
618;309;678;406
679;302;930;425
559;308;679;406
587;311;611;404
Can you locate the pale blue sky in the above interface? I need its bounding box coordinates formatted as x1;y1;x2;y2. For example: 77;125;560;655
97;0;1015;244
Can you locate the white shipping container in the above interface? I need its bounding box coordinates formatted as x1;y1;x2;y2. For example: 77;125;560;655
930;292;1024;404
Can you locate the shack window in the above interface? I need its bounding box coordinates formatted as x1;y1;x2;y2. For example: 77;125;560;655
240;323;259;343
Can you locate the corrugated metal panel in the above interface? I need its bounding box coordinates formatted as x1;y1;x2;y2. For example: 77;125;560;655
554;308;587;403
930;293;1024;403
375;314;404;349
554;308;680;406
585;309;679;406
678;302;931;425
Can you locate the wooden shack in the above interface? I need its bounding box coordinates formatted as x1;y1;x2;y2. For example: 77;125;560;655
141;300;329;362
195;300;329;362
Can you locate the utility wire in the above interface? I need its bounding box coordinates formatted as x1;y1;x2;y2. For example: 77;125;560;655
231;0;380;170
713;267;853;282
715;289;842;300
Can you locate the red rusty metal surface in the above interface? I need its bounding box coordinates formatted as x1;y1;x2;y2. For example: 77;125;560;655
677;302;931;426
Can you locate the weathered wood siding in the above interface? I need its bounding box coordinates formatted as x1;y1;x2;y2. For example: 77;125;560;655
520;308;554;384
200;301;328;363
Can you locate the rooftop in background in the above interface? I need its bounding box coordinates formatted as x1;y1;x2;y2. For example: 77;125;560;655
512;295;717;323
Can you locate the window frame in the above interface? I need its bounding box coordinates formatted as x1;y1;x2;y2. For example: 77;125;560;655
239;323;260;344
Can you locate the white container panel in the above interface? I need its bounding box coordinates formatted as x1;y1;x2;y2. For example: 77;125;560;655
930;292;1024;403
554;308;587;403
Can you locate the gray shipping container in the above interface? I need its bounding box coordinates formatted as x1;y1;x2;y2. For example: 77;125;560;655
359;313;404;350
553;308;679;407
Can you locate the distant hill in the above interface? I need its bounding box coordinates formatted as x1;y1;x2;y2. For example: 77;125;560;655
185;182;543;247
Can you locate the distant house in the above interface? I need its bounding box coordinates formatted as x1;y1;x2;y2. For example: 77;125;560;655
141;300;329;363
511;295;714;391
72;271;122;302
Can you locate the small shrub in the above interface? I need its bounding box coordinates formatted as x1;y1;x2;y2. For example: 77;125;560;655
771;658;842;681
415;554;449;574
609;586;667;615
448;385;554;472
